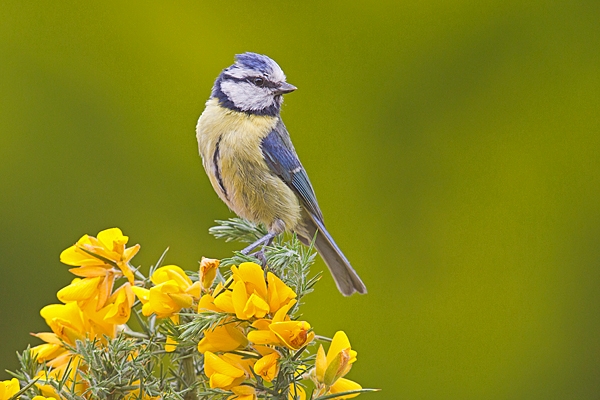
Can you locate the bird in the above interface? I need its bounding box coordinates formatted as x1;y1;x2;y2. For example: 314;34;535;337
196;52;366;296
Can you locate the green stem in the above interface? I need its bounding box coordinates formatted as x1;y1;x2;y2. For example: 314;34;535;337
182;351;198;400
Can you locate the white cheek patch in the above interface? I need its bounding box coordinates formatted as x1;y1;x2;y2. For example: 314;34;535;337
220;80;274;112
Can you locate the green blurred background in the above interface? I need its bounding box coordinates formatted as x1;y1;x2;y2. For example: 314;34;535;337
1;1;599;398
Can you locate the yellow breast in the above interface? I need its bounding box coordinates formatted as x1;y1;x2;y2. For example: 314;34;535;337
196;98;303;232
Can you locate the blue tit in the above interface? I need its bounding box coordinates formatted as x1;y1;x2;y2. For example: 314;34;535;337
196;52;366;296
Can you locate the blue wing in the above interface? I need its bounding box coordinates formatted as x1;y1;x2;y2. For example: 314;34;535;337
261;120;367;295
260;120;324;223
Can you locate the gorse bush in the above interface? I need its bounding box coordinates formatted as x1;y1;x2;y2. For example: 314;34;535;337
3;219;376;400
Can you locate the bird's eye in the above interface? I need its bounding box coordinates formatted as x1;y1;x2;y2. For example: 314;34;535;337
252;77;265;87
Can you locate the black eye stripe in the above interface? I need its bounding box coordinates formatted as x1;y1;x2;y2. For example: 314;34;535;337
252;78;278;89
222;74;279;89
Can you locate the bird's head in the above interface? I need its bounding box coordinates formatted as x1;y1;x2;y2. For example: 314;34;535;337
211;52;297;116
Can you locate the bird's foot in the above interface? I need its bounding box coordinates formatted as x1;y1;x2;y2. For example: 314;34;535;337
251;250;267;266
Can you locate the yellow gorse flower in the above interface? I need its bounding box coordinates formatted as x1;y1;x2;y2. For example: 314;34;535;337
102;282;135;324
56;277;134;323
203;351;253;390
247;300;314;350
0;380;55;400
17;228;370;399
253;350;280;382
57;276;106;306
131;265;200;319
60;227;139;285
194;262;325;396
31;285;133;371
200;257;220;291
229;262;270;320
26;229;147;399
202;262;297;321
0;378;19;400
40;301;114;344
30;332;66;365
313;331;361;399
270;320;314;350
197;321;249;353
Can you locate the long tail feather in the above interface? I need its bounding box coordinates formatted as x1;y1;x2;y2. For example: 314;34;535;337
301;216;367;296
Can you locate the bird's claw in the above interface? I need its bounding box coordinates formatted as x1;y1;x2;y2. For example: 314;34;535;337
251;250;267;266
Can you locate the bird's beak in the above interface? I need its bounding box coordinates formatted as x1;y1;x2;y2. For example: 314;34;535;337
274;82;297;95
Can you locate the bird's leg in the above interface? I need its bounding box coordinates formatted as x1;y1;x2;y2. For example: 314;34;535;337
240;232;276;256
241;233;274;267
240;220;285;265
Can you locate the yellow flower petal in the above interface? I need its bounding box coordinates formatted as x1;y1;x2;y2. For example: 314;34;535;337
247;329;279;346
40;302;86;343
32;332;61;345
210;373;237;390
247;319;280;346
61;229;139;285
267;272;296;313
96;272;116;310
103;284;134;324
272;299;296;322
122;244;140;263
204;352;245;378
165;336;177;353
253;351;279;382
232;262;267;299
242;293;269;320
79;298;117;338
232;281;269;320
68;265;111;277
168;292;193;309
145;281;186;317
60;235;98;266
315;344;327;383
131;286;150;303
97;228;127;253
327;331;356;367
229;385;257;400
152;265;192;287
213;290;235;313
117;261;135;284
197;323;248;354
0;378;20;398
198;293;220;312
329;377;362;399
204;351;247;390
186;281;202;298
141;302;154;317
30;342;66;363
57;277;103;303
269;321;314;350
